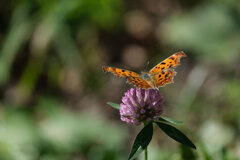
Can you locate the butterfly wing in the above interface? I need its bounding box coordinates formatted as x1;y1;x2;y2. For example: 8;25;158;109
153;69;177;87
103;66;139;77
127;76;151;89
103;66;151;89
149;51;186;74
103;51;186;89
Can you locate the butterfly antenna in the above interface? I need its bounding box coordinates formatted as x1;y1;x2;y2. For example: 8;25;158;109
145;60;150;71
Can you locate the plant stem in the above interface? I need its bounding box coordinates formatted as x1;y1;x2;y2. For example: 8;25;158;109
145;146;148;160
144;122;148;160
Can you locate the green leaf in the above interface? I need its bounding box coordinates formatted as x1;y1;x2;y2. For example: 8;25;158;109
158;116;184;125
107;102;120;110
128;123;153;160
156;122;196;149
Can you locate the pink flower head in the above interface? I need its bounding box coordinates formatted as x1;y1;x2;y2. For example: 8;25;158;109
120;88;163;125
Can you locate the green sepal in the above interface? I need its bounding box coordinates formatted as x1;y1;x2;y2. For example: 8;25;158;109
158;116;184;125
107;102;120;110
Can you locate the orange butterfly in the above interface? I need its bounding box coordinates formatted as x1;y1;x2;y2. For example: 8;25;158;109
103;51;186;89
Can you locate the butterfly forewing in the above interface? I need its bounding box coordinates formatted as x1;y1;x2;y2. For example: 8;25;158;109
149;51;186;74
102;66;139;77
103;66;150;88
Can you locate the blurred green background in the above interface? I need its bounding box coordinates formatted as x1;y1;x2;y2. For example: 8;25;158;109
0;0;240;159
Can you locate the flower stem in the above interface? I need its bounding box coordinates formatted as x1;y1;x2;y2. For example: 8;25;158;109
144;122;148;160
145;146;148;160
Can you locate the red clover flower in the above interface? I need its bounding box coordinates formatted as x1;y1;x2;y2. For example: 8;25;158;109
120;87;163;125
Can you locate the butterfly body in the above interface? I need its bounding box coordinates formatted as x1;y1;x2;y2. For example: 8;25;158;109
103;51;186;89
140;72;157;89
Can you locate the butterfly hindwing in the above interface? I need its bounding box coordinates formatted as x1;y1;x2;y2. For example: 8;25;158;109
153;69;177;87
149;51;186;74
127;76;151;89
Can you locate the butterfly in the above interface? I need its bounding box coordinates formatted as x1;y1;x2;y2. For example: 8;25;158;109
102;51;186;89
